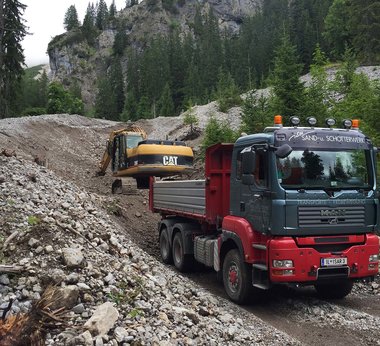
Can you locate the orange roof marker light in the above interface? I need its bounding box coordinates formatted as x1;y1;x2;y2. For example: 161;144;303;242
274;115;283;127
352;119;360;130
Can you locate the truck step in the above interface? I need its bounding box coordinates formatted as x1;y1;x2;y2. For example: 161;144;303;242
252;283;270;290
252;243;267;250
252;263;268;271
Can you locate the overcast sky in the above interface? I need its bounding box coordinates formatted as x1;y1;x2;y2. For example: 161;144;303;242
22;0;126;67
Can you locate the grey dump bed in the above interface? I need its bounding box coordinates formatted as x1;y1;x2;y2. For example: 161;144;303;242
152;180;206;215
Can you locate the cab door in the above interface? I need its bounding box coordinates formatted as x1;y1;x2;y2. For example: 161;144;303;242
112;135;128;172
240;145;272;234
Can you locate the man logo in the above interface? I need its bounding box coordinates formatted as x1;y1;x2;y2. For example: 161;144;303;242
163;156;178;166
320;209;346;217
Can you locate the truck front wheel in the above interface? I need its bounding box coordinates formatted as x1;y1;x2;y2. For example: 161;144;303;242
314;280;353;299
172;232;193;272
223;249;252;304
160;228;173;264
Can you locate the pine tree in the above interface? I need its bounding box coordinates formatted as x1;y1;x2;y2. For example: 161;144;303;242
201;117;238;155
333;46;358;94
215;69;241;113
0;0;27;118
349;0;380;63
109;58;125;116
95;77;118;119
109;0;117;20
199;8;223;95
183;59;202;105
270;33;306;122
82;3;97;45
168;29;185;112
323;0;352;59
303;45;330;124
137;96;152;119
126;0;138;8
113;29;128;56
241;91;272;134
64;5;80;31
157;83;175;117
96;0;109;30
121;92;138;121
183;102;198;134
126;47;141;99
289;0;315;69
140;37;169;108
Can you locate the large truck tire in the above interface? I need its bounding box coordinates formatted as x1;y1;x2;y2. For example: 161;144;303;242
159;228;173;264
223;249;252;304
172;232;193;272
314;280;353;299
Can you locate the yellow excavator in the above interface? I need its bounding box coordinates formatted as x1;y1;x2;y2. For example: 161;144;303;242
97;123;194;190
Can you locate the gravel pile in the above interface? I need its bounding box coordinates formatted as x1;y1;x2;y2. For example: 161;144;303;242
0;155;299;345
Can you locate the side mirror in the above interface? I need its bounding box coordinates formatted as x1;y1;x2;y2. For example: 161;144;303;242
275;144;292;159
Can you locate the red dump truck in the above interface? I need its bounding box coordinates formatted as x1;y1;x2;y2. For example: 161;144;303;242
149;116;380;303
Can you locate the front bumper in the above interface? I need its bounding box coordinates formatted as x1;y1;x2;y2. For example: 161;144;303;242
268;234;379;283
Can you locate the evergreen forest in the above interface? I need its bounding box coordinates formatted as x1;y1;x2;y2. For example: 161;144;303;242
2;0;380;143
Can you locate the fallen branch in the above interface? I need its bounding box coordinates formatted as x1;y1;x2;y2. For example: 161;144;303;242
0;265;24;273
3;230;19;250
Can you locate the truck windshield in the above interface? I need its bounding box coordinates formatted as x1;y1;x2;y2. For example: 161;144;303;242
276;149;372;190
127;135;143;149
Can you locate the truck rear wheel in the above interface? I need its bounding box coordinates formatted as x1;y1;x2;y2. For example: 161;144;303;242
160;228;173;264
172;232;193;272
223;249;252;304
314;280;353;299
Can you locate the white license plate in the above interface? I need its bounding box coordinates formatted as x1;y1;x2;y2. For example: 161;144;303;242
321;257;347;267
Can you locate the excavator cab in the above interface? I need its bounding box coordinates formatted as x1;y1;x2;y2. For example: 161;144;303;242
111;133;145;172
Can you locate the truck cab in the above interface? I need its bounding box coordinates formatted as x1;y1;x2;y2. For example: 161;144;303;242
224;116;379;301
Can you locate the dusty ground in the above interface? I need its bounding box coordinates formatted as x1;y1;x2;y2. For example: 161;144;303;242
1;113;380;345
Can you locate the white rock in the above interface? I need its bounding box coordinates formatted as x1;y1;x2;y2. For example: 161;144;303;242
84;302;119;336
62;247;84;268
114;327;129;343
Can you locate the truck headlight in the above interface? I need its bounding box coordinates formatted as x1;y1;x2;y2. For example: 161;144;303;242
369;254;379;262
273;260;293;268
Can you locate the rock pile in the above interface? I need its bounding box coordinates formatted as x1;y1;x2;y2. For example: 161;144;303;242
0;155;298;345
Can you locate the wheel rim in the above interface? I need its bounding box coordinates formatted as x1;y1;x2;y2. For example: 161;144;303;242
228;261;239;293
174;238;182;264
160;232;169;258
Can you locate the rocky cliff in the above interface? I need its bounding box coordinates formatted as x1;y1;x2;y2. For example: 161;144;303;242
47;0;262;109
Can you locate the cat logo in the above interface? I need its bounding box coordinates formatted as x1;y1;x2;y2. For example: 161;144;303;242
163;156;178;166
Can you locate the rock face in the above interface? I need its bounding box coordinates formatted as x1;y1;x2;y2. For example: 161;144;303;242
48;0;261;108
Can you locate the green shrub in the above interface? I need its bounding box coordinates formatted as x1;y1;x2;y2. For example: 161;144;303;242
21;107;47;116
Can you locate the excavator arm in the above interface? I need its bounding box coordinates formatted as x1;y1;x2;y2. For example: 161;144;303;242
96;138;113;176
